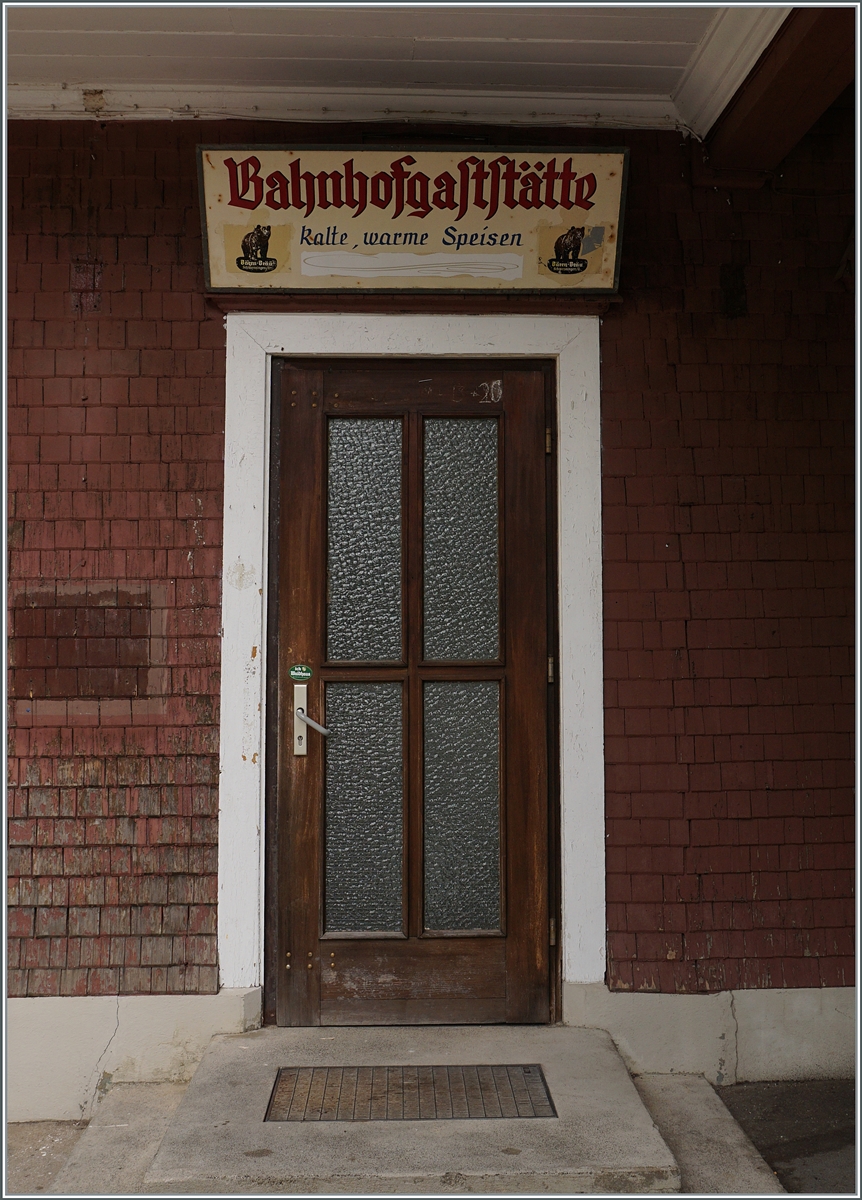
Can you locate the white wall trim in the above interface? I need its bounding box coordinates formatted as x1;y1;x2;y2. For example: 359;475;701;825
7;82;681;129
218;313;606;993
673;6;792;138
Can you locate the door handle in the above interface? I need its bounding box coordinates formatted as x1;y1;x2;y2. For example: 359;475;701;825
293;683;329;755
296;708;330;736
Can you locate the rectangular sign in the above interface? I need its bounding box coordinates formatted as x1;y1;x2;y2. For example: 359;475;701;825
197;146;628;292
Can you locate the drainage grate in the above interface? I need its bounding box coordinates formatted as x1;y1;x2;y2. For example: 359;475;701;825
265;1064;556;1122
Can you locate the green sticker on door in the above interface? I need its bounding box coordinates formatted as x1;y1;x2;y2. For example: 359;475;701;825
289;664;313;681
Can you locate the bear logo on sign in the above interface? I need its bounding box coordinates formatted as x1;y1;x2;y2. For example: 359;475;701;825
237;225;277;273
547;226;589;275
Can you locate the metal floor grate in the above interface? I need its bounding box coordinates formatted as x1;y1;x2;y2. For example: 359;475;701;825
265;1064;557;1121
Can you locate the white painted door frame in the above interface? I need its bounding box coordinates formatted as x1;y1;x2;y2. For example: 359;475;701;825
218;313;605;996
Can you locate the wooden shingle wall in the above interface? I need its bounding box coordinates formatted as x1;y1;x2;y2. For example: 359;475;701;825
6;100;854;996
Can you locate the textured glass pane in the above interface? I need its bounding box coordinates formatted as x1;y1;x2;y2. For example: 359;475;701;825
328;419;402;661
325;683;403;932
424;419;499;660
423;681;500;930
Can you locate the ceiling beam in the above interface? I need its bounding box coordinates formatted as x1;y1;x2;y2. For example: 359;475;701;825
706;6;856;173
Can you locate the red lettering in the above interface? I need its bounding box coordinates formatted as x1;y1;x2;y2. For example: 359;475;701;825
501;160;521;210
226;156;263;210
456;158;477;221
390;156;416;219
542;159;560;209
559;158;578;210
406;172;431;219
370;171;393;209
485;157;510;220
265;170;289;210
470;158;490;210
316;170;344;209
288;160;318;217
574;173;597;210
432;171;458;211
343;159;368;218
228;151;599;220
518;161;543;210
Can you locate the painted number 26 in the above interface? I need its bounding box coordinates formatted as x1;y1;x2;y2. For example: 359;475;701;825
478;379;503;404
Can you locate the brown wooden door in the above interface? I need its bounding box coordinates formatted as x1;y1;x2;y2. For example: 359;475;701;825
270;358;553;1026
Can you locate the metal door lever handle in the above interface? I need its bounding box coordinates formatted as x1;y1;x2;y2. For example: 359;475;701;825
296;708;330;736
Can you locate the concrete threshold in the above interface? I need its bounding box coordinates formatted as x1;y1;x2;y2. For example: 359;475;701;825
142;1025;680;1194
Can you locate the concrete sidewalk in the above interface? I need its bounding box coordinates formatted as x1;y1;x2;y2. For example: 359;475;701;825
5;1026;795;1195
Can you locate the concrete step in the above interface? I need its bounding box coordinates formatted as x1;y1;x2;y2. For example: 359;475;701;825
47;1082;188;1195
142;1025;680;1194
634;1074;785;1194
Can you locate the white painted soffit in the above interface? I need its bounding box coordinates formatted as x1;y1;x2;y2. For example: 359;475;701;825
5;5;788;135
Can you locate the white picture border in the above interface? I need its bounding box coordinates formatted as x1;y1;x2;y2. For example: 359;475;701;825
218;313;605;996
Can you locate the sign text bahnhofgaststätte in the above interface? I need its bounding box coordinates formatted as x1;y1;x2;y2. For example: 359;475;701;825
198;147;628;292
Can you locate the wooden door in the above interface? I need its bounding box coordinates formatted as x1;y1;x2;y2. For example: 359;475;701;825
269;358;553;1025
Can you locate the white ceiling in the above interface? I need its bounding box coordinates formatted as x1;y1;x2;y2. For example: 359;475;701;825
5;5;791;135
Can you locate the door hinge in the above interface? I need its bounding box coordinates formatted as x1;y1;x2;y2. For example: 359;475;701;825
547;656;554;684
549;917;557;946
545;428;552;454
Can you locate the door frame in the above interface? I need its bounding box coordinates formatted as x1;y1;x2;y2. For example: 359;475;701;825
217;314;606;1020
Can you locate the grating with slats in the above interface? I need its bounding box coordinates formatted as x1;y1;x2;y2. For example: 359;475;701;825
265;1064;556;1121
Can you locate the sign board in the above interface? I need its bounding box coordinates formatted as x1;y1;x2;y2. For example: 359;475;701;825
197;146;628;293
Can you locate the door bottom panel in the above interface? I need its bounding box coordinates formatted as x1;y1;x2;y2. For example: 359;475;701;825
320;998;509;1025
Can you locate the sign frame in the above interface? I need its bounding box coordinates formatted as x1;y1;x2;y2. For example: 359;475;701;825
197;143;629;295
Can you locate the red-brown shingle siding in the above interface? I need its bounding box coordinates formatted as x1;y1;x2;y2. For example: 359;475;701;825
8;118;223;996
6;106;854;996
602;100;854;991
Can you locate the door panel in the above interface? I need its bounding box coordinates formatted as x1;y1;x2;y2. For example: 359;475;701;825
272;359;552;1026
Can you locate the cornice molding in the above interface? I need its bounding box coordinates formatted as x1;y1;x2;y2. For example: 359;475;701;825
672;5;792;138
6;83;683;128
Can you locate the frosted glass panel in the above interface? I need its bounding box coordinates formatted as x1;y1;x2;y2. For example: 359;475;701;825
423;419;499;660
327;419;402;661
325;683;403;933
423;681;501;930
